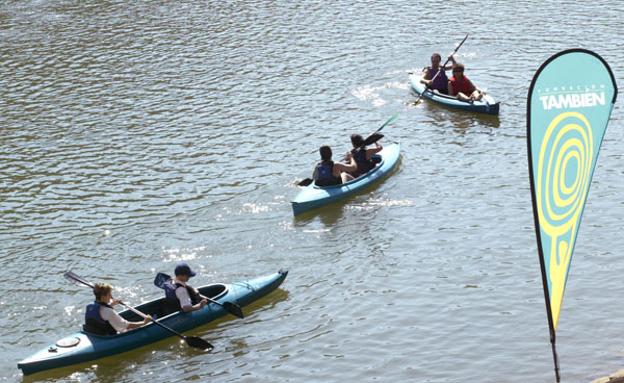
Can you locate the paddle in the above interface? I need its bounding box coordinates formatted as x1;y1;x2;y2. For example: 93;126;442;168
153;272;244;319
64;271;213;351
297;113;399;187
414;34;469;105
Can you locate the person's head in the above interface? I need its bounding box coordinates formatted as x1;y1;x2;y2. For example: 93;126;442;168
174;262;197;282
430;53;442;67
452;63;465;78
93;283;113;303
319;145;333;161
350;134;364;148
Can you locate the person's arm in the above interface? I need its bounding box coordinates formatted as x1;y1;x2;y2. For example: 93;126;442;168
419;68;432;85
365;144;383;160
176;287;207;313
442;55;456;71
334;154;357;175
448;80;455;96
101;305;151;333
466;78;477;94
126;316;152;330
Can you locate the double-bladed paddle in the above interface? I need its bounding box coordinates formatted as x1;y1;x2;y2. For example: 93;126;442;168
64;270;213;351
414;34;469;105
153;272;244;319
296;113;399;187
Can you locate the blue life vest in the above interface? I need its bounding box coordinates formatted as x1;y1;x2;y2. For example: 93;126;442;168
83;301;117;336
351;148;375;177
313;161;341;186
163;279;202;314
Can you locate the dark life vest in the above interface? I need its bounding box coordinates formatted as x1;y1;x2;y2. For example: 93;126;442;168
426;66;449;94
313;161;341;186
351;148;375;177
83;301;117;336
163;279;202;313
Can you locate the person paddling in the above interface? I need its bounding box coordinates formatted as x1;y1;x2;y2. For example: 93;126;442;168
448;63;483;102
84;283;152;335
348;134;382;178
162;262;208;313
420;53;456;94
313;145;357;186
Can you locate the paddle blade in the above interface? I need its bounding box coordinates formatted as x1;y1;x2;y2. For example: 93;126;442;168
297;178;313;187
363;133;384;147
377;113;399;132
64;271;94;289
185;336;213;351
222;301;244;319
154;272;171;289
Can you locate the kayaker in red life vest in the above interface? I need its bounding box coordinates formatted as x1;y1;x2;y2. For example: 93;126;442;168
348;134;382;178
420;53;456;94
163;262;208;313
313;145;357;186
448;63;484;102
83;283;152;335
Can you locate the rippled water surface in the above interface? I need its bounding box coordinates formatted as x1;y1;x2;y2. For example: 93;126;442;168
1;1;623;382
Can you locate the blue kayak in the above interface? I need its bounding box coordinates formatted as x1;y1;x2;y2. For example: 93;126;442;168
409;74;500;115
291;144;400;215
18;270;288;376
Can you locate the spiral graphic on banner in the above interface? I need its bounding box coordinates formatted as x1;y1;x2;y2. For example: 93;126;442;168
537;112;594;235
536;111;594;326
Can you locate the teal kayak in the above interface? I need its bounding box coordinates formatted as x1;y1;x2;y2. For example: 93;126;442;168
18;270;288;376
291;144;400;215
409;74;500;115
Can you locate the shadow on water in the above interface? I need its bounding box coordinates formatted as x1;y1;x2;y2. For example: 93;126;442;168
20;288;289;382
419;99;501;131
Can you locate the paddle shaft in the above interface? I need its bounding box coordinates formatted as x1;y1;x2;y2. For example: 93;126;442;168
415;34;469;104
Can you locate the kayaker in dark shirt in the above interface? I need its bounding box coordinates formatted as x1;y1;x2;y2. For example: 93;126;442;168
163;262;208;313
84;283;151;335
313;145;357;186
448;63;483;102
420;53;456;94
348;134;382;178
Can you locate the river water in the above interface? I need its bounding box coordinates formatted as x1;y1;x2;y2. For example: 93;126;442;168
1;1;623;382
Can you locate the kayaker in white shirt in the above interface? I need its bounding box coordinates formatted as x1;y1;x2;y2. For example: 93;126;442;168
84;283;151;335
163;262;208;313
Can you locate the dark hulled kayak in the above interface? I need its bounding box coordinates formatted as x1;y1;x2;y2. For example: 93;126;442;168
18;270;288;376
409;74;500;115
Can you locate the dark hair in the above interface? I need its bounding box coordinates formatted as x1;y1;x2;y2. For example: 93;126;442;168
319;145;332;161
452;63;465;72
93;283;112;301
350;134;364;147
431;53;441;61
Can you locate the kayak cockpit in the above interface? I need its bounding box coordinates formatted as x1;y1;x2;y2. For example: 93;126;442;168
82;283;229;337
312;154;384;190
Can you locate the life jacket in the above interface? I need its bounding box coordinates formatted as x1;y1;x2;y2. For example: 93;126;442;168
426;66;448;94
83;301;117;336
449;74;474;96
163;279;202;313
313;161;341;186
351;148;375;177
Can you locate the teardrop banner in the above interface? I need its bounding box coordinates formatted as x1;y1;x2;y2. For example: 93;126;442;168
527;49;617;382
